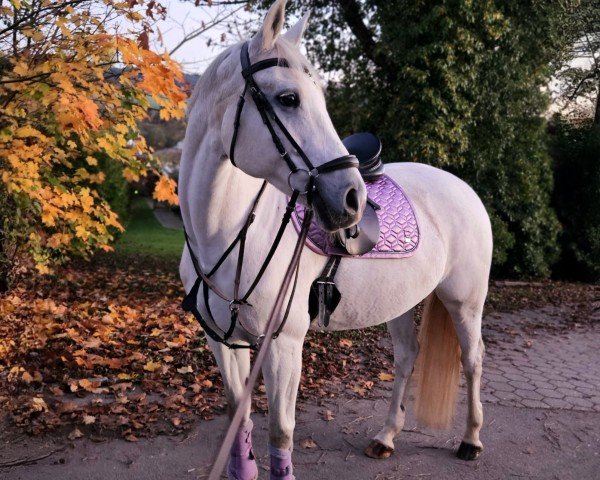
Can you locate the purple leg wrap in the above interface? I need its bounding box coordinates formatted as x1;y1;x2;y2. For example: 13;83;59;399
269;445;295;480
227;419;258;480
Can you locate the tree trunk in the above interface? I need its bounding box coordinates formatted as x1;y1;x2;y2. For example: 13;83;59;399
0;229;8;293
594;78;600;125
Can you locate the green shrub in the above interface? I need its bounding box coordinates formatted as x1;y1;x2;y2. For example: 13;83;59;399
96;155;131;226
550;118;600;283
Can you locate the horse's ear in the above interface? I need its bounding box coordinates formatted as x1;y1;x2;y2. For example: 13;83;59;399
283;12;310;46
253;0;287;52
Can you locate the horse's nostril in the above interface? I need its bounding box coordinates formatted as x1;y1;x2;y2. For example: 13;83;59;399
345;188;359;214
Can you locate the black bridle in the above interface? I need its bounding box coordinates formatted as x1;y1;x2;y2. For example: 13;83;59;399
182;41;359;349
231;42;359;196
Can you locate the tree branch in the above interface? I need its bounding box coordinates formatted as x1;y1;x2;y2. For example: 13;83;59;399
568;71;597;100
336;0;393;75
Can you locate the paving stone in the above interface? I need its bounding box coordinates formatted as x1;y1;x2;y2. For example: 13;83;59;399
509;380;536;391
543;397;572;409
521;399;548;409
518;365;540;375
533;380;555;390
572;379;595;390
492;391;521;402
505;373;530;383
517;389;544;401
521;371;543;381
550;379;575;390
535;388;564;399
564;396;594;409
557;387;582;398
483;373;506;383
574;386;597;397
486;381;515;393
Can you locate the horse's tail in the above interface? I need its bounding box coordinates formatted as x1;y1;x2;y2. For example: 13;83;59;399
414;291;461;429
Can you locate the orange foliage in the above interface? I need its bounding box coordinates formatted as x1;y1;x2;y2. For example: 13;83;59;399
0;1;186;271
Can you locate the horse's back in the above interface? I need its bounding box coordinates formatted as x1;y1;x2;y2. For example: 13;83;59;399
384;162;491;236
383;161;493;272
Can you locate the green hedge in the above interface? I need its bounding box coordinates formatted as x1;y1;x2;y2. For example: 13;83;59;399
550;118;600;283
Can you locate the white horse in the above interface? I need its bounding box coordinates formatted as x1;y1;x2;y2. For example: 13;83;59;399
179;1;492;478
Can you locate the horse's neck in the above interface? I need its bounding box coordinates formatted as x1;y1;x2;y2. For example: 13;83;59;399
180;131;279;270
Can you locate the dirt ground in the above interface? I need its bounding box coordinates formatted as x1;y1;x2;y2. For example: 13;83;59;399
1;279;599;479
1;393;598;480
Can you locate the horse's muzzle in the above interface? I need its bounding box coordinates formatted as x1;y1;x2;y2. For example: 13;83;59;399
312;174;367;232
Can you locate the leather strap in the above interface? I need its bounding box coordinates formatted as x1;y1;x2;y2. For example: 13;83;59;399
182;189;302;349
186;41;360;350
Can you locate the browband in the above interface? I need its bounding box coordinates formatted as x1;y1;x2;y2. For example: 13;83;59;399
242;58;289;78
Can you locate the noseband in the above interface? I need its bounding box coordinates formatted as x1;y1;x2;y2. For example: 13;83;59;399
182;42;359;349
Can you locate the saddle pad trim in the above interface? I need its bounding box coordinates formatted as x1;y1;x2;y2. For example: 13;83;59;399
292;174;420;259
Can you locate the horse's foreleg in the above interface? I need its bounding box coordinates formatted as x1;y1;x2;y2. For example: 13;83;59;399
262;334;304;480
207;338;258;480
365;309;418;459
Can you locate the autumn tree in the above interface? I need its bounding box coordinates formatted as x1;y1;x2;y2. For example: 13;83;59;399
0;0;185;286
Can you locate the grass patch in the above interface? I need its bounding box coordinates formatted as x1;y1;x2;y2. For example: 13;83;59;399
116;196;183;259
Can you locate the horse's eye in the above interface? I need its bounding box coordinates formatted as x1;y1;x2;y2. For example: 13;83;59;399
277;92;300;108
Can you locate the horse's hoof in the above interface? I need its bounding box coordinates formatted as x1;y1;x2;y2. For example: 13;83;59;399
364;440;394;459
456;442;483;461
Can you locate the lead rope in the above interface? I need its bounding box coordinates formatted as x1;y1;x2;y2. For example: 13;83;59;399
207;207;314;480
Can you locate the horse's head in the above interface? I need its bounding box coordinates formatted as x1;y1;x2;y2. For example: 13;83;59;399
220;0;366;232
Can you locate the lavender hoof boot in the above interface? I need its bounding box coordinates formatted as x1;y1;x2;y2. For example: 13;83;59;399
269;445;295;480
227;420;258;480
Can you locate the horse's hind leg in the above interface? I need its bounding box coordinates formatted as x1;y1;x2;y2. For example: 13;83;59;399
437;287;486;461
365;309;418;459
207;338;258;480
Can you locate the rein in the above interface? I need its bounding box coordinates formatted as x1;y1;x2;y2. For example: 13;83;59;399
182;41;359;350
184;41;360;480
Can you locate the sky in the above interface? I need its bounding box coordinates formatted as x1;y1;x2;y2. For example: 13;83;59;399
152;1;257;73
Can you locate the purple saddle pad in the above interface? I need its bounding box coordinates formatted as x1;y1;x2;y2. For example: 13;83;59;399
292;175;420;258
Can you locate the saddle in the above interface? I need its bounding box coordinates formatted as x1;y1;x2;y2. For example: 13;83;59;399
346;132;385;181
336;132;385;255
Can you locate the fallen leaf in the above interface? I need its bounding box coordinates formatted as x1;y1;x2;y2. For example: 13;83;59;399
82;414;96;425
144;361;161;372
321;409;335;421
177;366;193;374
378;372;394;382
31;397;48;412
338;338;353;348
300;438;317;449
68;428;84;440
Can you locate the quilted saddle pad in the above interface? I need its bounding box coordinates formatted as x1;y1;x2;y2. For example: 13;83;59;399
292;175;420;258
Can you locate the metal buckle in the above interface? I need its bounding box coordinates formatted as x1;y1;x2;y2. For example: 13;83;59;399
316;279;335;327
253;334;266;350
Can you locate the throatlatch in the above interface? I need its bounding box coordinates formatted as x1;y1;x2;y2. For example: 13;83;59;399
182;41;360;349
